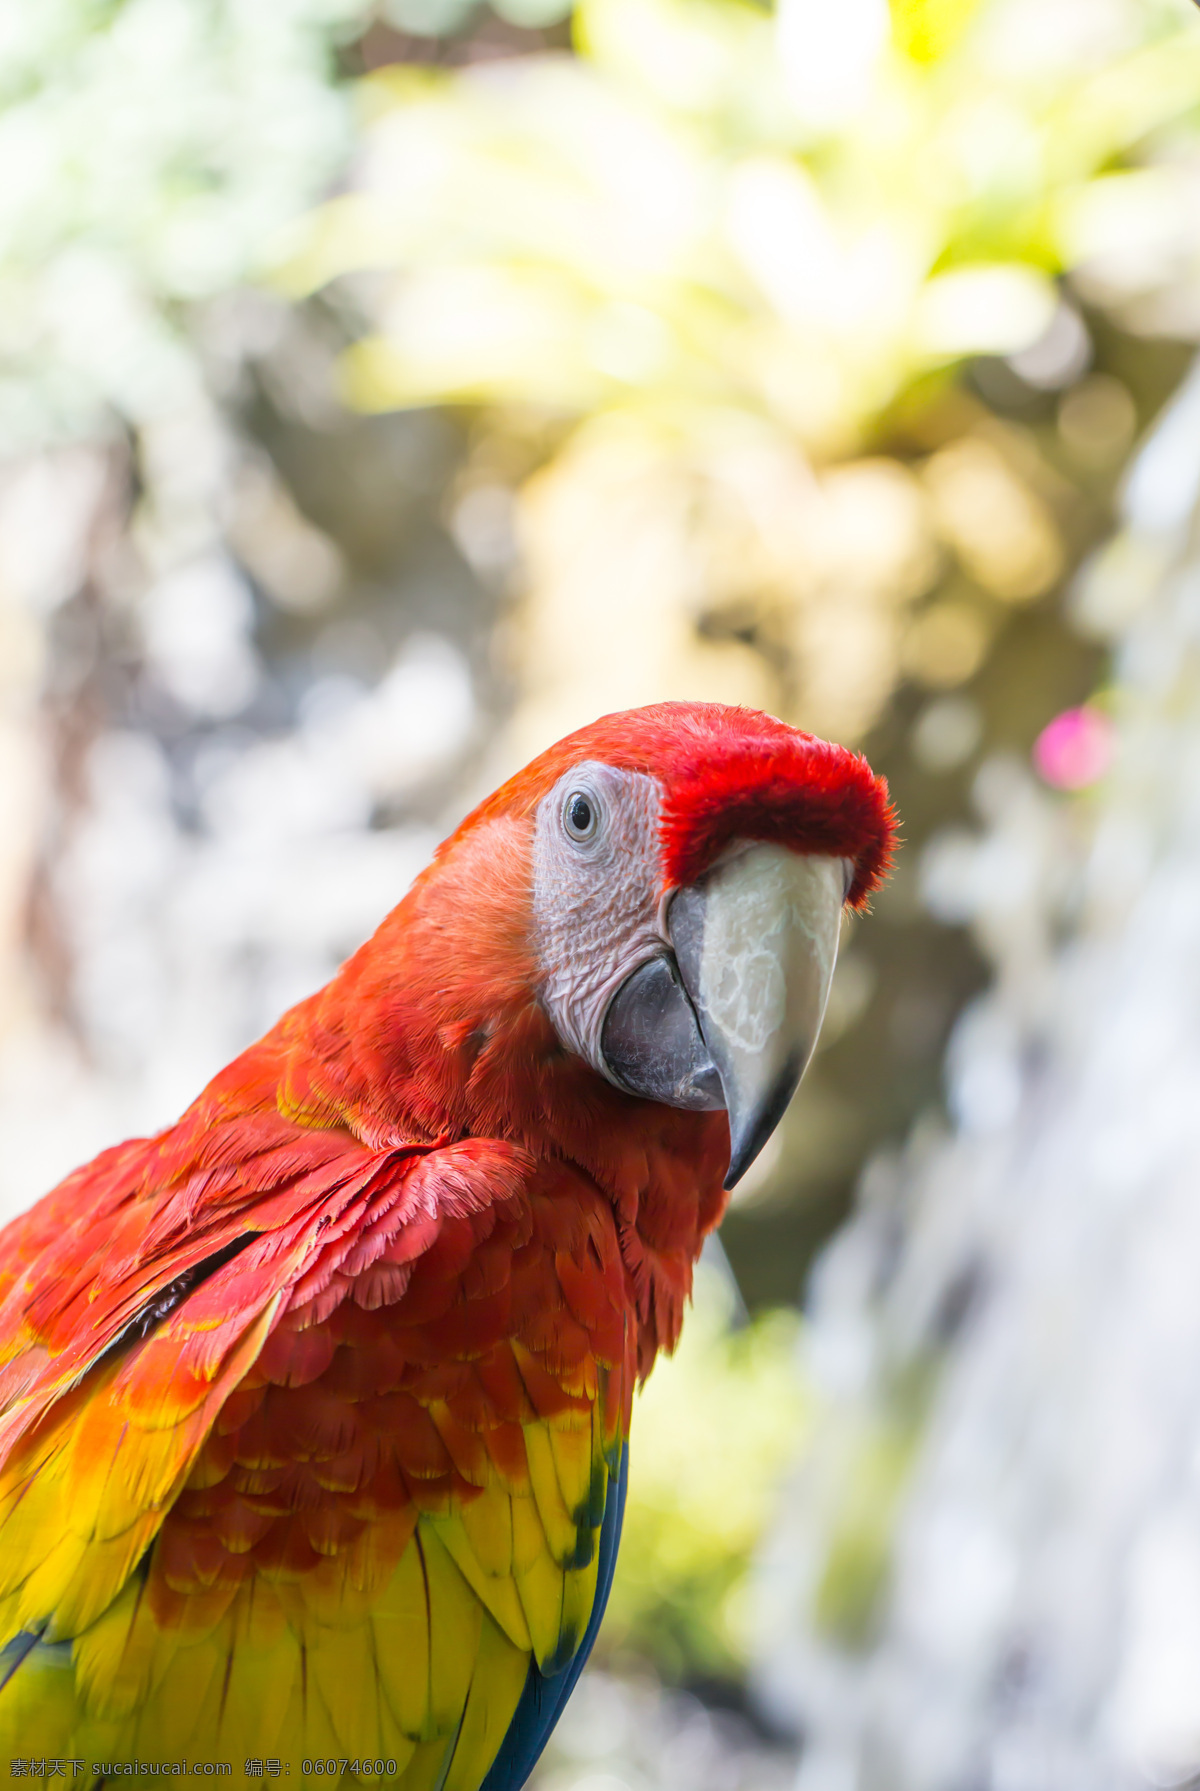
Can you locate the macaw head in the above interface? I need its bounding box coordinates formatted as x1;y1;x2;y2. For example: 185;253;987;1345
462;702;895;1188
288;701;893;1200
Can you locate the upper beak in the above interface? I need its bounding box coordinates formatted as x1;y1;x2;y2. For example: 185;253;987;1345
671;844;844;1188
599;842;846;1190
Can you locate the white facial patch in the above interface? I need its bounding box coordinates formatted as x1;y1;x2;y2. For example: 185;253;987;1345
532;762;667;1074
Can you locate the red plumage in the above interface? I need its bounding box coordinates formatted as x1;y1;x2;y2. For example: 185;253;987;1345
0;700;895;1778
464;701;896;907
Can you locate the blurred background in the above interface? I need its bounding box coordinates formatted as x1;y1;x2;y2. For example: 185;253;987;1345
3;0;1200;1784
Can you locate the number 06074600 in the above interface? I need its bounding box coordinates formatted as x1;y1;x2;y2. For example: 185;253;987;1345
299;1763;398;1776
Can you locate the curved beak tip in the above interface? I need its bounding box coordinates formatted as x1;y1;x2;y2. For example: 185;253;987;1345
723;1157;751;1193
722;1048;807;1191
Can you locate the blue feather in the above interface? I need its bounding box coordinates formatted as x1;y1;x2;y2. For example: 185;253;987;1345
480;1443;629;1790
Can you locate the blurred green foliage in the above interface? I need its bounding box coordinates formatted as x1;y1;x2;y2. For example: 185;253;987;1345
287;0;1200;452
602;1268;807;1682
810;1371;928;1647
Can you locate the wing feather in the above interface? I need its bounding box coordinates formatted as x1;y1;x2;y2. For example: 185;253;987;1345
0;1123;635;1787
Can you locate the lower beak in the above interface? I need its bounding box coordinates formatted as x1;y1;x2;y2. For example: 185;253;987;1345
600;843;845;1190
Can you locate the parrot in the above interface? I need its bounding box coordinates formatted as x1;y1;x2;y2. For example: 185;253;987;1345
0;700;893;1788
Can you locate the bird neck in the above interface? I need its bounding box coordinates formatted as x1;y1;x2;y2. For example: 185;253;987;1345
196;810;731;1366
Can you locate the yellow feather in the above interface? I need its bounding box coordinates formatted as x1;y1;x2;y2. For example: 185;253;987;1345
0;1461;86;1596
372;1535;433;1741
513;1551;567;1671
127;1638;221;1759
0;1637;76;1757
431;1508;531;1653
459;1485;513;1577
374;1708;419;1777
73;1571;162;1720
234;1575;291;1653
85;1425;192;1541
297;1635;349;1759
299;1545;386;1629
548;1418;596;1523
308;1617;383;1759
558;1552;601;1668
442;1612;529;1791
45;1522;177;1643
522;1425;578;1565
193;1628;248;1755
396;1734;460;1791
0;1591;22;1650
203;1582;298;1758
509;1490;547;1576
418;1526;482;1733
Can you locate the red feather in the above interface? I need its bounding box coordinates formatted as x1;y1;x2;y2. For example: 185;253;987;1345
0;699;896;1773
462;700;897;908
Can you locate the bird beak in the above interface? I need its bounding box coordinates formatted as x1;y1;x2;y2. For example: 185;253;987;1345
599;843;846;1190
668;844;845;1190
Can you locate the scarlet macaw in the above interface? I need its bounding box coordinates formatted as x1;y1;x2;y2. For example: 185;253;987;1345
0;701;893;1787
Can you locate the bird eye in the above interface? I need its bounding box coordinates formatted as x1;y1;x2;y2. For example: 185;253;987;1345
564;789;599;843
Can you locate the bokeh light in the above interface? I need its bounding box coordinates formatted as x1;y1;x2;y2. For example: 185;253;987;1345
1033;703;1115;789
